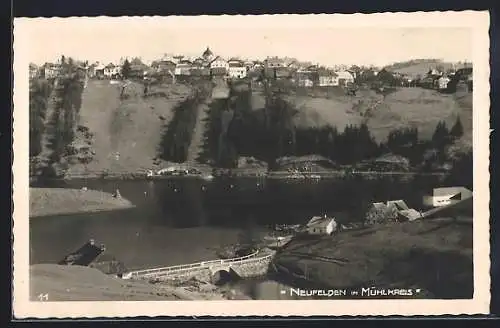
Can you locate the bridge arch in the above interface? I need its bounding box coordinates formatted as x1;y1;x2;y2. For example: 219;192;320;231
211;268;232;285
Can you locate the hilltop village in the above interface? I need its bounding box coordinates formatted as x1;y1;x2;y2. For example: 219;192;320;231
28;47;474;301
31;47;473;92
29;47;473;186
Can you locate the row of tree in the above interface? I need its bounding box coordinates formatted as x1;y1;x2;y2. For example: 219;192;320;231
29;79;53;157
158;89;206;162
201;87;467;171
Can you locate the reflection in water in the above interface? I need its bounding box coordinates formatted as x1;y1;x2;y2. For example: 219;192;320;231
30;176;441;290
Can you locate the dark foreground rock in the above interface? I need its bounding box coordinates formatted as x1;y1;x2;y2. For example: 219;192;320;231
273;217;473;299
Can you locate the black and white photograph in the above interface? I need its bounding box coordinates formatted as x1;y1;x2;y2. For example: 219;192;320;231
13;11;490;317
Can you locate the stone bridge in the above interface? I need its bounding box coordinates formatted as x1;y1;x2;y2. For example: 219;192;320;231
122;250;275;284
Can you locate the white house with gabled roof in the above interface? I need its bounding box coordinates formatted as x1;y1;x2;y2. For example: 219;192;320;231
422;187;473;208
306;215;338;235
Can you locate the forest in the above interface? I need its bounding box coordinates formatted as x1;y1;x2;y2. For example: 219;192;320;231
29;56;85;177
195;87;470;175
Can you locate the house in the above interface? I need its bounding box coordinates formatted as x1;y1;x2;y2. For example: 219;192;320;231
266;57;286;69
94;64;105;79
370;153;411;171
228;66;247;79
365;202;391;224
386;199;410;212
43;63;60;79
228;59;247;79
397;209;422;222
296;70;314;87
437;76;451;90
275;67;292;79
427;67;443;78
422;187;473;208
76;65;88;80
252;62;264;71
174;63;192;76
211;66;228;77
318;69;338;87
153;60;177;76
104;63;121;78
193;57;206;67
210;56;229;70
306;216;338;235
86;63;97;78
334;71;355;86
365;200;414;224
244;61;254;71
29;63;39;79
128;58;147;79
287;61;300;70
367;202;389;214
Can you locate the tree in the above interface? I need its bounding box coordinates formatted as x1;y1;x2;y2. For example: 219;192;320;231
432;121;450;143
450;116;464;139
377;69;396;86
431;121;451;161
121;59;131;79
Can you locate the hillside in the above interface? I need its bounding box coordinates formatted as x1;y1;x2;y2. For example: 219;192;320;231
30;264;224;301
278;87;472;143
274;216;473;299
385;59;454;77
64;80;192;177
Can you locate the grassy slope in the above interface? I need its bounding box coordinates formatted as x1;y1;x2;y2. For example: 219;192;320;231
277;87;472;144
65;80;192;175
275;217;472;298
387;60;454;77
30;188;135;217
30;264;224;301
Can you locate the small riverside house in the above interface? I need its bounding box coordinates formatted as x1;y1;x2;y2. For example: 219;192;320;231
386;199;410;212
365;200;414;224
306;216;337;235
397;209;422;222
422;187;473;208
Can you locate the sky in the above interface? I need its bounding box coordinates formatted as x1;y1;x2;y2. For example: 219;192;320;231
16;15;473;67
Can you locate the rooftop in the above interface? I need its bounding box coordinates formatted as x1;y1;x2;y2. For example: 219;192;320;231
433;187;472;198
307;216;335;229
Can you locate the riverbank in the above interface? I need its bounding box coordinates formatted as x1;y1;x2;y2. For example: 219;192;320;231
30;188;135;218
32;169;450;182
30;264;228;301
273;217;473;299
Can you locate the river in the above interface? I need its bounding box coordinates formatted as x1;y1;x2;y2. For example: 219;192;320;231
30;175;441;299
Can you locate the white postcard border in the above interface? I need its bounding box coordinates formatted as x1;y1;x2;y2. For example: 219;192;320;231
13;10;491;318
